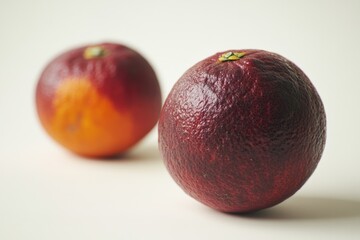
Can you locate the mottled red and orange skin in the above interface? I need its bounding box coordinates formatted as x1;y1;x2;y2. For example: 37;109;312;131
158;50;326;213
36;43;162;157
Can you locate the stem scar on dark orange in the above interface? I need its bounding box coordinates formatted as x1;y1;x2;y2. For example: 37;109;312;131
218;52;246;62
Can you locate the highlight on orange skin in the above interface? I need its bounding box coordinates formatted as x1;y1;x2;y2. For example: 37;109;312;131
41;78;135;157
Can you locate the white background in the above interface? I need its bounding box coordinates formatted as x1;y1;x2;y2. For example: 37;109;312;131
1;0;360;239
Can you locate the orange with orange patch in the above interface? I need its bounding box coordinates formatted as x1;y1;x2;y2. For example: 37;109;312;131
35;43;162;157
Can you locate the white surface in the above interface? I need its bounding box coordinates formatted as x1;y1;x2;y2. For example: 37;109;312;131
1;0;360;239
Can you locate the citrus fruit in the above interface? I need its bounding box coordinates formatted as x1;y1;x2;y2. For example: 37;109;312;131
158;50;326;213
36;42;162;157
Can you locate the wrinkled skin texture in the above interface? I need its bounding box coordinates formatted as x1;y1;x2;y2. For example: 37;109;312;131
158;50;326;213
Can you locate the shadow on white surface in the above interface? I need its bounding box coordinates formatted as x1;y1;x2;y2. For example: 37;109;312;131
88;144;162;165
123;143;162;162
76;141;163;164
242;196;360;221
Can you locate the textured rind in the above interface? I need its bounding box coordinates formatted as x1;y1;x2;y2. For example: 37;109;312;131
158;49;326;213
36;43;162;156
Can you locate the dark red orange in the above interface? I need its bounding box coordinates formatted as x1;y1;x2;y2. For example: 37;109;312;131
159;50;326;213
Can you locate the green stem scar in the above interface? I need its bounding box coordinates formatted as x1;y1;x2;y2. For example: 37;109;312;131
83;46;107;59
218;51;246;62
